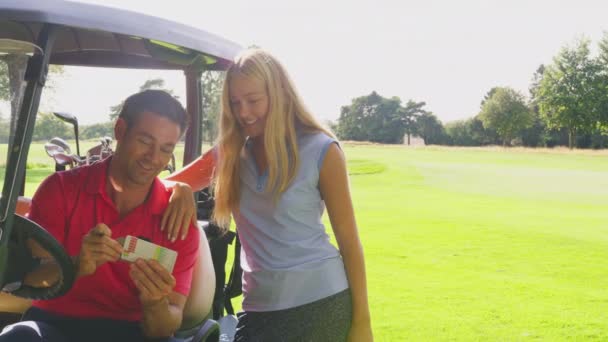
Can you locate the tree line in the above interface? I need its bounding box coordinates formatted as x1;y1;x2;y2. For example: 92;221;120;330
3;34;608;149
335;34;608;149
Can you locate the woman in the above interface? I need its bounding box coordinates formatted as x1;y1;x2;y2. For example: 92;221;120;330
164;48;372;341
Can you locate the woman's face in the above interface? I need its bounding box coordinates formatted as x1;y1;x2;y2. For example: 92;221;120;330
229;73;270;138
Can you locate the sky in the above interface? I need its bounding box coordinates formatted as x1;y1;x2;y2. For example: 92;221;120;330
4;0;608;125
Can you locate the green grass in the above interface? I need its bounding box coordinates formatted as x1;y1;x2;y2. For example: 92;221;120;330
2;143;608;340
336;145;608;341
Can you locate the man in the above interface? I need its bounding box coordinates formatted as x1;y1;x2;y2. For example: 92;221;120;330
0;90;200;341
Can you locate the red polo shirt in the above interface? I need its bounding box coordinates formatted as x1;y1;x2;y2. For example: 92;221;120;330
29;158;200;322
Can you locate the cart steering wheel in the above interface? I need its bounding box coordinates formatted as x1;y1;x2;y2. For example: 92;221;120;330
2;214;76;300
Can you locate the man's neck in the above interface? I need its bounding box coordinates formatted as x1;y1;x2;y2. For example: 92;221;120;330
107;160;153;218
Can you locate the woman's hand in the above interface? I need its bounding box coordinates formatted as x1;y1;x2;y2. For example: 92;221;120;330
161;182;197;241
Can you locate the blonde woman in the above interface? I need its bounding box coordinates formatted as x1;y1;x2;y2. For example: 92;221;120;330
164;48;372;341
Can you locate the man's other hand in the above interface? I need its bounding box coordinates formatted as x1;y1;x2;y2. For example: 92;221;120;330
129;259;176;307
77;224;123;277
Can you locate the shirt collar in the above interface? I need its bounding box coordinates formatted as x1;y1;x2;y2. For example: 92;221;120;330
85;157;168;215
85;157;111;195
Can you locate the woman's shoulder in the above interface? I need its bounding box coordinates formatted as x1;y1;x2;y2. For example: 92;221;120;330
297;129;337;147
296;130;339;171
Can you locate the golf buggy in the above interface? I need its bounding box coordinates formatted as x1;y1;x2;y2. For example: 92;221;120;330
0;0;241;340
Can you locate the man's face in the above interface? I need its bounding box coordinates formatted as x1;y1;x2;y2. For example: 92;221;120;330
115;111;181;186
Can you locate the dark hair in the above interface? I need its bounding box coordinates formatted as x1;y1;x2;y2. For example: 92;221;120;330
118;89;188;134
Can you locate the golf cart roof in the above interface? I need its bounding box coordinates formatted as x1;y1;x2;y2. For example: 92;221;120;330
0;0;241;70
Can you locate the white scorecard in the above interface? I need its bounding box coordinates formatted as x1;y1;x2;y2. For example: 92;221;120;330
120;235;178;273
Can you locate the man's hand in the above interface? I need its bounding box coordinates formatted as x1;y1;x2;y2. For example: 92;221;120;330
129;259;176;307
131;259;185;338
161;182;196;242
77;224;123;277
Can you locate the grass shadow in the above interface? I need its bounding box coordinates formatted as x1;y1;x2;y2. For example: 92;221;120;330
348;159;386;176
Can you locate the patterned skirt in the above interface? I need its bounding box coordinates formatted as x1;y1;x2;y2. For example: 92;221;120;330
234;289;352;342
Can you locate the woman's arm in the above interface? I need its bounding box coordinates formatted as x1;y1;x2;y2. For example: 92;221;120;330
319;143;373;342
164;147;217;191
161;148;217;241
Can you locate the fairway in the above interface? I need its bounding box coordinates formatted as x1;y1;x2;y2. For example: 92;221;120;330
2;143;608;340
341;145;608;341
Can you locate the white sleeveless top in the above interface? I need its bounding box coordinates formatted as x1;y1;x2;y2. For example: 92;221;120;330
234;131;349;311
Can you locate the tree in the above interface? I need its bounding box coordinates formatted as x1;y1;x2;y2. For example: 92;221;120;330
1;56;64;148
372;96;403;143
399;100;427;145
415;111;445;145
525;64;573;147
520;111;546;147
537;38;604;148
0;54;27;147
529;65;545;106
479;87;533;146
108;78;177;120
81;122;114;140
326;120;339;134
32;112;72;141
470;115;500;145
444;120;476;146
522;65;547;147
337;92;427;144
200;71;225;143
480;87;499;108
337;91;381;142
596;32;608;130
599;32;608;66
139;78;172;93
440;116;501;147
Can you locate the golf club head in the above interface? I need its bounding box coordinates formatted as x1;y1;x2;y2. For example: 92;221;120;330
48;137;71;155
44;142;66;158
52;112;78;127
52;152;74;167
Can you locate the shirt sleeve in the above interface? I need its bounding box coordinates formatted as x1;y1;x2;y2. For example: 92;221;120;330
170;223;201;296
28;173;68;244
318;139;339;171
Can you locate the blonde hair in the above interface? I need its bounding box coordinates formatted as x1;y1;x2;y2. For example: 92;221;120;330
212;48;335;227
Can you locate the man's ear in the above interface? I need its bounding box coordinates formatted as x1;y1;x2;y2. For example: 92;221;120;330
114;118;127;142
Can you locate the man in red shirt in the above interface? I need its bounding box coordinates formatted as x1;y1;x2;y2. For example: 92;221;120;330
0;90;200;341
